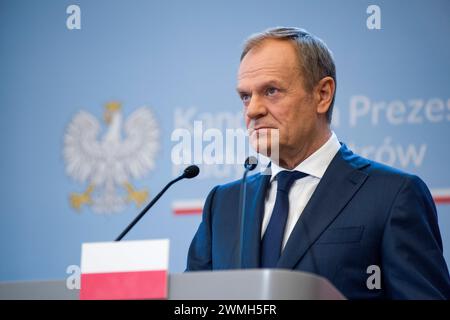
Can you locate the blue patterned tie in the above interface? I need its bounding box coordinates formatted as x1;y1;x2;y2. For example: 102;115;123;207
260;170;308;268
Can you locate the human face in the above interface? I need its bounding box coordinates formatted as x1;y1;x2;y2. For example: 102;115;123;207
237;39;324;168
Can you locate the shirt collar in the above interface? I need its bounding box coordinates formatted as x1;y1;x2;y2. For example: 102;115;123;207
270;131;341;182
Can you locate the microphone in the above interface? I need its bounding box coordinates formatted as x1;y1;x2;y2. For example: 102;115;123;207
115;165;200;241
237;156;258;268
244;156;258;171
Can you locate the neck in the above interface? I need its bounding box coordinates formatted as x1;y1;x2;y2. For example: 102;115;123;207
276;128;331;170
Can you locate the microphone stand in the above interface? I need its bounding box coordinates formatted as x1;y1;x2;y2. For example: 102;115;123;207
237;156;258;268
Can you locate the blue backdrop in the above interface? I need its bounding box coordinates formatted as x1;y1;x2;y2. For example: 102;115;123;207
1;0;449;281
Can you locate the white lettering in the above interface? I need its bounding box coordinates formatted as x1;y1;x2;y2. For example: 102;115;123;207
366;265;381;289
66;5;81;30
66;265;80;290
366;5;381;30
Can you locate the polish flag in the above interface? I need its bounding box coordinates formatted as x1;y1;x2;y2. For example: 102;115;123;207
431;188;450;205
80;239;169;300
172;199;204;215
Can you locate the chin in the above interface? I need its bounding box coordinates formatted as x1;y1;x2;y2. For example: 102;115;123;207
250;131;279;159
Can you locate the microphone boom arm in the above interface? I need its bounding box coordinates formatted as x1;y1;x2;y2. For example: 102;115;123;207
115;165;199;241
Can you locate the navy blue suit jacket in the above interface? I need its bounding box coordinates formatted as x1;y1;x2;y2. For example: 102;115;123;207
186;144;450;299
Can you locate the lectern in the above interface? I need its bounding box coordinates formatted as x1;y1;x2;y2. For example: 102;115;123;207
0;269;345;300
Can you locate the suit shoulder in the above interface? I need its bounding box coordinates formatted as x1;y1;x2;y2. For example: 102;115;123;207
354;152;427;188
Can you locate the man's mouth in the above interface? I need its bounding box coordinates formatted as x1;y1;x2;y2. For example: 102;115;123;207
249;127;276;135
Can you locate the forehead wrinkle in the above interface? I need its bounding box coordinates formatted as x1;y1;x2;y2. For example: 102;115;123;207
238;65;284;80
237;65;298;93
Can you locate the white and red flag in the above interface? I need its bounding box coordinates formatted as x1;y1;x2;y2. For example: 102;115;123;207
80;239;169;300
432;188;450;205
172;199;204;215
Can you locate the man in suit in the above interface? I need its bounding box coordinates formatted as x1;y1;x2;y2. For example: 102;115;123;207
186;27;450;299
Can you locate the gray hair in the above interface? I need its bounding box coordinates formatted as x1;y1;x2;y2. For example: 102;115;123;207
241;27;336;123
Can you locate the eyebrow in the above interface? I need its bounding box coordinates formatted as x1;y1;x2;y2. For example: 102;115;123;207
236;79;284;95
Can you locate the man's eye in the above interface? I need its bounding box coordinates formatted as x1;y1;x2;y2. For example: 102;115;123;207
241;94;251;103
266;87;279;96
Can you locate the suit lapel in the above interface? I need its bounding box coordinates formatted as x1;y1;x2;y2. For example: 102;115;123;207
241;168;271;268
277;144;370;269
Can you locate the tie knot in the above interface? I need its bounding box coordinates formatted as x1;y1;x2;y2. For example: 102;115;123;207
276;170;308;192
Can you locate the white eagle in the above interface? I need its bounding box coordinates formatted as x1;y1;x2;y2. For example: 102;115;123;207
63;102;159;213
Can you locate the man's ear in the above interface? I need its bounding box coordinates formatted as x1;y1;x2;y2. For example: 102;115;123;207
315;77;335;115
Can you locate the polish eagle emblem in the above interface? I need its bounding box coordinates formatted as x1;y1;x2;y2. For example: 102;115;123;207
63;102;159;213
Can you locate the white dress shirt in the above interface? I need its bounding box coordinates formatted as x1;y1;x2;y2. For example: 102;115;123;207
261;132;341;249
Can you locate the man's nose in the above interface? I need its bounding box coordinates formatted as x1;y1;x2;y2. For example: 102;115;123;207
246;95;267;119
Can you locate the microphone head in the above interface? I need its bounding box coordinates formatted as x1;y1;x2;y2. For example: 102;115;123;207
183;165;200;179
244;156;258;171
